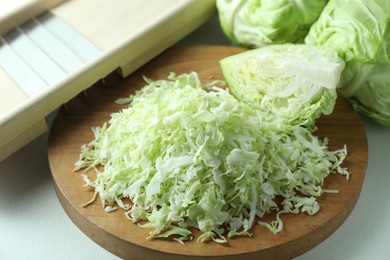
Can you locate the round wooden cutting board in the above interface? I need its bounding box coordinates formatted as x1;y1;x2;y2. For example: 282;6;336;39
48;45;368;259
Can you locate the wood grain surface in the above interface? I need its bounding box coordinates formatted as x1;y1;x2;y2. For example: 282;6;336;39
48;45;368;260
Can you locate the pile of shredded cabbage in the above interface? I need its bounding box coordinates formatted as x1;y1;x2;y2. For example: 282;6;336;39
75;72;348;243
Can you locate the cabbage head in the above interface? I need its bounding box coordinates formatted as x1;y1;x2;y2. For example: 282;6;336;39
216;0;328;48
338;61;390;125
220;44;345;128
305;0;390;64
305;0;390;125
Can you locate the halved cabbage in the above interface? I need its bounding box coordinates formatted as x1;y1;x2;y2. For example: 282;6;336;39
220;44;345;128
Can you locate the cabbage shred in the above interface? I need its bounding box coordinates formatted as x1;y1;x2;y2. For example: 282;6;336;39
75;72;348;243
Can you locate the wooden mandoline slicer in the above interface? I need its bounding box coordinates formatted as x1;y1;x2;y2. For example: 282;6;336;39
0;0;216;161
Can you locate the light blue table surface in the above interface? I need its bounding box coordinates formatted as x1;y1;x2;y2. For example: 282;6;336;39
1;15;389;260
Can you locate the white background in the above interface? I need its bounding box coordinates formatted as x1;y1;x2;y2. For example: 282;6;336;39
1;15;389;260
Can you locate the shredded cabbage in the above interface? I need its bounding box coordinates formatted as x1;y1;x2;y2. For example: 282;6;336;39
75;72;348;243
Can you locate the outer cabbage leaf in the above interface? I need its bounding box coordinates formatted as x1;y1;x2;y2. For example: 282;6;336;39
305;0;390;125
305;0;390;64
216;0;328;48
220;44;345;128
338;61;390;125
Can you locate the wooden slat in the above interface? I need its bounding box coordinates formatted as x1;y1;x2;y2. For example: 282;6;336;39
3;28;67;85
0;69;27;115
0;0;66;34
37;12;101;62
20;18;85;73
0;36;48;97
51;0;192;50
0;0;215;162
0;118;47;162
51;0;216;76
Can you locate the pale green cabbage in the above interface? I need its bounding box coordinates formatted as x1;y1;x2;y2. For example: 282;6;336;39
305;0;390;125
216;0;328;48
305;0;390;64
220;44;345;129
338;61;390;125
75;72;348;243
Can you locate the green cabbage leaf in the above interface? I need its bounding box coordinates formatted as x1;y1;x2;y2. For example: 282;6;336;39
305;0;390;64
305;0;390;125
216;0;328;48
337;61;390;125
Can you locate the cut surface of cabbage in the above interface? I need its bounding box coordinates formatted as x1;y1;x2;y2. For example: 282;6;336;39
220;44;345;129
